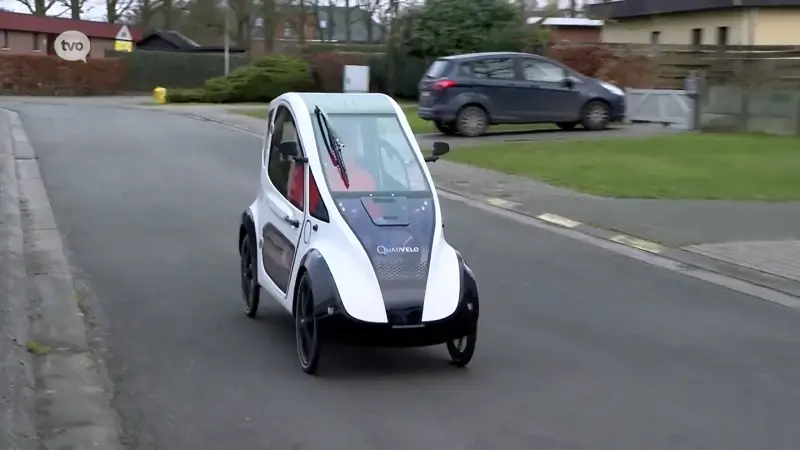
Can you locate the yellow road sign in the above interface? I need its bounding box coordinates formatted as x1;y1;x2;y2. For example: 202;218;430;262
114;40;133;52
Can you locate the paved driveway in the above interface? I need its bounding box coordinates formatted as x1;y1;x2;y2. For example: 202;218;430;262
7;100;800;450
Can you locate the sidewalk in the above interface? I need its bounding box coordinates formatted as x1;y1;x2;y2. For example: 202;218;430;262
134;104;800;289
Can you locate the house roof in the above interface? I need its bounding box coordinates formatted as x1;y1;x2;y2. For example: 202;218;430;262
0;11;142;40
137;29;246;53
526;16;604;27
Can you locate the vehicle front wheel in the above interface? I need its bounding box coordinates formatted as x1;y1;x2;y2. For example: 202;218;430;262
455;106;489;137
434;120;458;136
556;121;578;131
240;235;260;318
446;328;477;368
295;272;321;375
580;101;611;131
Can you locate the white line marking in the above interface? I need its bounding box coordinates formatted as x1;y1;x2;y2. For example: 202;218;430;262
486;197;519;208
537;213;581;228
610;235;663;254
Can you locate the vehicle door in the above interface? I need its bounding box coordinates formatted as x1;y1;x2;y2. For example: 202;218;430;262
466;57;524;122
257;103;309;308
517;58;582;122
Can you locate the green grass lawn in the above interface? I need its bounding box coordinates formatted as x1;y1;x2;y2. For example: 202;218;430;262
442;133;800;201
228;106;554;135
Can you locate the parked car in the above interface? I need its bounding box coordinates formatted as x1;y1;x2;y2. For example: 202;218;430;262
417;51;626;137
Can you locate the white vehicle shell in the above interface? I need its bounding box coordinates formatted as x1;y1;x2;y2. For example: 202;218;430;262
237;92;479;374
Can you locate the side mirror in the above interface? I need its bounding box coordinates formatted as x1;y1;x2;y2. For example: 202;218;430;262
562;77;575;89
425;141;450;163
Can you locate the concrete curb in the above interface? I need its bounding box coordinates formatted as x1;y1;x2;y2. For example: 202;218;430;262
0;107;39;450
438;188;800;307
1;109;124;449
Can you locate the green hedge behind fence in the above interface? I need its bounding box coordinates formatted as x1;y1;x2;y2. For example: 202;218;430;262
106;50;252;91
105;48;429;100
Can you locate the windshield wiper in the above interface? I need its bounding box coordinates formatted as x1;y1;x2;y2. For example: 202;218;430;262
314;106;349;189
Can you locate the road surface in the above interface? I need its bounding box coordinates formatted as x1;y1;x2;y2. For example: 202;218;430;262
8;101;800;450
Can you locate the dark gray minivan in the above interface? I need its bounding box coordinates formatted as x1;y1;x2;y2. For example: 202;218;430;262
417;52;626;137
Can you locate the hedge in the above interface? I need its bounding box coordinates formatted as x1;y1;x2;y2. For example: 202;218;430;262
167;55;313;103
106;49;251;91
0;54;126;95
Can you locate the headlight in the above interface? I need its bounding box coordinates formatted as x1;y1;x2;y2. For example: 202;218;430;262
600;81;624;96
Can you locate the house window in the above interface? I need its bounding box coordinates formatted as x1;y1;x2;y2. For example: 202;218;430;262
1;30;8;49
33;33;41;51
717;26;729;46
650;31;660;45
691;28;703;46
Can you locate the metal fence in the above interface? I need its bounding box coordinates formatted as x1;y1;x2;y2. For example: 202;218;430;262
623;88;695;129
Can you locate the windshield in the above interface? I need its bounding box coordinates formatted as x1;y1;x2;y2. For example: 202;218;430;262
310;113;431;194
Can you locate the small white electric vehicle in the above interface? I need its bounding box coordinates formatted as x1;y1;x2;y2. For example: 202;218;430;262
237;92;479;374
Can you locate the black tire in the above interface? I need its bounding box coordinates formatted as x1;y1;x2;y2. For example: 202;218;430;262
556;121;578;131
295;272;321;375
446;328;477;368
434;120;458;136
455;106;489;137
240;235;260;318
580;100;611;131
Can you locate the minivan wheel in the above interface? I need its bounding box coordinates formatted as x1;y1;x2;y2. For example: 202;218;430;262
556;122;578;131
455;106;489;137
434;120;458;136
581;101;611;131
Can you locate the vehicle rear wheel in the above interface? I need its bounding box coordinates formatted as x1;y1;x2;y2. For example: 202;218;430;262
556;122;578;131
295;272;321;375
240;235;260;318
455;106;489;137
581;100;611;131
434;120;458;135
446;328;477;368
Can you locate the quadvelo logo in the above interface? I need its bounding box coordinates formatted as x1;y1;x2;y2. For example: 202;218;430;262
54;30;91;63
376;245;420;255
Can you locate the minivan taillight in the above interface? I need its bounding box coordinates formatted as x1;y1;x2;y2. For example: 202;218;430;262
432;79;455;90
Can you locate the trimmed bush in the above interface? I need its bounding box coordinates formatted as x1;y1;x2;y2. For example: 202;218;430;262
0;54;126;95
167;54;313;103
547;45;656;88
165;88;209;103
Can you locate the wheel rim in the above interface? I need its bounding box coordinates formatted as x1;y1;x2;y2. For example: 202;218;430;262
587;104;609;125
296;281;316;366
451;336;468;354
459;110;485;135
241;243;254;309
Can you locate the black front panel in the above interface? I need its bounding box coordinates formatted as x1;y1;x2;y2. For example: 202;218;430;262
336;194;435;326
261;222;296;293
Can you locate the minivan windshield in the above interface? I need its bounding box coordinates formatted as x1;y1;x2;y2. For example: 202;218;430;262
310;113;431;194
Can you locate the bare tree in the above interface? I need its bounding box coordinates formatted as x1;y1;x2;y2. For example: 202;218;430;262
228;0;254;50
107;0;135;22
14;0;59;16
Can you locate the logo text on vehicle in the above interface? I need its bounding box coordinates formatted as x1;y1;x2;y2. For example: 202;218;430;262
377;245;420;255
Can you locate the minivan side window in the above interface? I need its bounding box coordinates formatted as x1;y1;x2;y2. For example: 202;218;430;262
522;59;567;83
470;58;515;80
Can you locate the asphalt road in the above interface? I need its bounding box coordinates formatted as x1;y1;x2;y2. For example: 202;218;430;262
9;101;800;450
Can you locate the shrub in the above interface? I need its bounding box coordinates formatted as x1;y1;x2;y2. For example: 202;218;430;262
193;54;313;103
0;54;126;95
547;44;656;88
166;88;208;103
368;53;429;100
304;52;369;92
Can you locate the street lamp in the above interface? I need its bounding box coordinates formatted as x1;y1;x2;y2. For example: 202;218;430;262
224;2;230;76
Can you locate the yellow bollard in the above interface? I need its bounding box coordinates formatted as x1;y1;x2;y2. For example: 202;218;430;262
153;86;167;104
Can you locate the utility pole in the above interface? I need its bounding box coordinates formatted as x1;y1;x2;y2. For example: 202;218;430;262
224;1;230;76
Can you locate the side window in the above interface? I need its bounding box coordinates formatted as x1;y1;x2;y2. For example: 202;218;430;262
522;59;567;83
470;58;515;80
263;109;275;167
267;106;304;211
